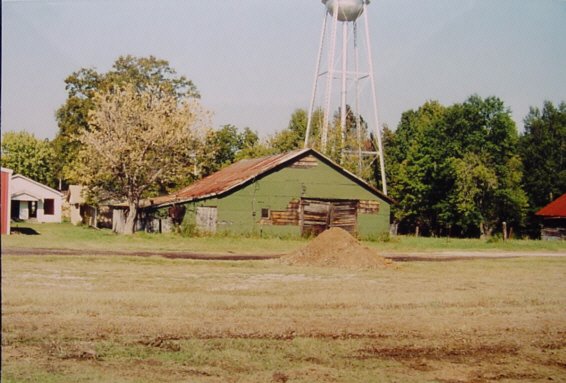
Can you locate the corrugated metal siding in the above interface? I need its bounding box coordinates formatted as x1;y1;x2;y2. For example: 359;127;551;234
1;169;12;235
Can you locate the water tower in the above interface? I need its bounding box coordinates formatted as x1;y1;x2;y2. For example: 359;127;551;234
304;0;387;194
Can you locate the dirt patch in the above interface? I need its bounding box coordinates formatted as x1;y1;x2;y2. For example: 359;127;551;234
280;227;392;269
355;343;519;363
2;247;281;260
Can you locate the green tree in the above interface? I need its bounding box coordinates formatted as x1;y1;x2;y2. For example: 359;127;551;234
72;84;210;234
443;96;527;237
54;55;199;185
519;101;566;221
387;101;447;235
197;125;264;176
447;152;498;237
0;131;57;188
387;96;527;237
270;108;324;153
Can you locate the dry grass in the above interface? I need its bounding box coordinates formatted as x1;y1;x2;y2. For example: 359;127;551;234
2;253;566;382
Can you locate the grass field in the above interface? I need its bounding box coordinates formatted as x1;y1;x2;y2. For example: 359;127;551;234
3;222;566;255
2;224;566;382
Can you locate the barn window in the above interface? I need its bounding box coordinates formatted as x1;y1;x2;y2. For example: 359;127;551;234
261;208;270;219
44;199;55;215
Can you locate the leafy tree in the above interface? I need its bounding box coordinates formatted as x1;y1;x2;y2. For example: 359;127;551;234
447;152;498;236
387;96;527;237
0;131;57;188
237;127;263;156
519;101;566;216
197;125;264;176
387;101;447;235
54;55;199;184
212;125;243;166
442;96;527;237
72;84;210;234
234;137;273;161
270;108;323;153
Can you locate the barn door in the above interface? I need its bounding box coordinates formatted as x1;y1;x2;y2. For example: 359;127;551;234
300;199;357;237
196;206;217;233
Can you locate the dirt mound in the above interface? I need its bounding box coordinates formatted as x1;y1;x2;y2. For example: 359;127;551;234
281;227;391;269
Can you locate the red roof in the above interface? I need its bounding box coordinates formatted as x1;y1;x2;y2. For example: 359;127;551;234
535;193;566;217
149;148;392;207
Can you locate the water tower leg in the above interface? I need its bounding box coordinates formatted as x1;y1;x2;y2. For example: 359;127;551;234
321;4;339;152
305;13;328;149
353;22;363;176
363;5;387;195
340;21;348;162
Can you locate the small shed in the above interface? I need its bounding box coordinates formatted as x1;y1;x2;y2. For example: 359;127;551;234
68;185;98;227
145;148;393;238
535;193;566;240
1;167;13;234
10;174;63;223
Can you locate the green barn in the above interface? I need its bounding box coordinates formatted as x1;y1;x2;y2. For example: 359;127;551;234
147;148;393;238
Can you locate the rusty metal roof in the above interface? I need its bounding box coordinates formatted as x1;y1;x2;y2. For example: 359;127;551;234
535;193;566;217
150;149;310;206
149;148;393;208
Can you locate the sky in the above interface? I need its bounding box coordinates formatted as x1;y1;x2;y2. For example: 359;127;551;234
2;0;565;140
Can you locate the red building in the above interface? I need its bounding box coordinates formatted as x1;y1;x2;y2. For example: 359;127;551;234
1;167;13;235
535;193;566;240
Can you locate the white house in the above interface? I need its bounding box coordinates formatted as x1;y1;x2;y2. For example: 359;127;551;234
10;174;63;223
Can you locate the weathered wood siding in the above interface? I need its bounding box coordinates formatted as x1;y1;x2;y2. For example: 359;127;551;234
301;199;358;236
196;206;218;233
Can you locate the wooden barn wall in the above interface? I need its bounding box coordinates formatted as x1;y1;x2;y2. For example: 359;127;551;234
176;156;390;238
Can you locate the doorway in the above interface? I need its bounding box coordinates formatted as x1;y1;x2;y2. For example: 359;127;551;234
300;198;358;237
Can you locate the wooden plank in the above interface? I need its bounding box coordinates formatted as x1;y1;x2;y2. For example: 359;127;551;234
260;198;301;226
290;155;319;169
300;198;358;236
358;200;380;214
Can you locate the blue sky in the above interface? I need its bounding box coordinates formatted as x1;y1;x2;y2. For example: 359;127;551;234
2;0;565;140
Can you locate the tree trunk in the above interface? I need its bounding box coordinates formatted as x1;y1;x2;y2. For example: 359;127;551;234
480;222;493;239
389;221;399;236
123;202;138;235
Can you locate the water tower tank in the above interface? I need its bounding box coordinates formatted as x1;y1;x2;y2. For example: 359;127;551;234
322;0;366;22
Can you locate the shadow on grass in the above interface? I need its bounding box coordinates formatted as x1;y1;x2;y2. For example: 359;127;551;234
10;227;40;235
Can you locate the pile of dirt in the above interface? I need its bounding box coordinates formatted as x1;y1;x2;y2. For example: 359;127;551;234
281;227;391;269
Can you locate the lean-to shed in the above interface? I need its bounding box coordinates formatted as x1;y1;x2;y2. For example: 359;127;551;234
68;185;98;227
146;148;393;238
